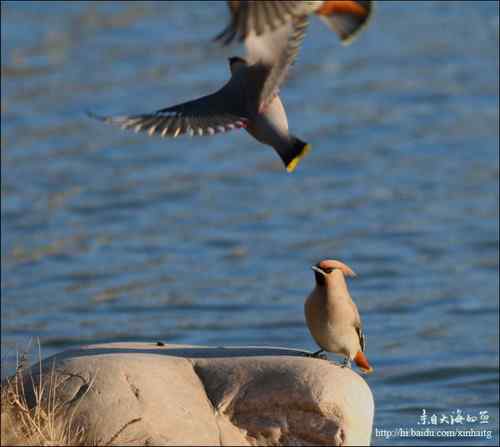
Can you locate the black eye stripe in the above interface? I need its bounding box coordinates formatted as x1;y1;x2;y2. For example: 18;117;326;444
323;268;333;274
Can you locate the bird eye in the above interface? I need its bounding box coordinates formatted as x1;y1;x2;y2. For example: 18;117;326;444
323;268;333;274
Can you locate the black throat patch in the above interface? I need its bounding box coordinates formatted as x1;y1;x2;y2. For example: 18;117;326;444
314;270;326;286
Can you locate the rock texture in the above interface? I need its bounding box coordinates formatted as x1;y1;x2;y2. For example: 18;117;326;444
2;343;374;446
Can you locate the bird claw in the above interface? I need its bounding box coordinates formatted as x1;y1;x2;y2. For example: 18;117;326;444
341;358;352;368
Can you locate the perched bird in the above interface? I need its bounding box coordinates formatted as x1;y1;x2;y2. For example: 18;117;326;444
89;16;311;173
216;0;373;45
304;259;373;374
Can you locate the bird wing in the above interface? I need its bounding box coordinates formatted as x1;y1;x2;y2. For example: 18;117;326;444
216;0;321;44
355;324;366;352
88;82;249;138
244;14;309;111
351;297;365;351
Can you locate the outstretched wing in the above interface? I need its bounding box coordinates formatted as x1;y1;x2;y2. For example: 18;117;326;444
216;0;320;45
89;83;248;138
245;15;309;110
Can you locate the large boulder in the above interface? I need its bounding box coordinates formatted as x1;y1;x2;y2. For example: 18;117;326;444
1;343;374;446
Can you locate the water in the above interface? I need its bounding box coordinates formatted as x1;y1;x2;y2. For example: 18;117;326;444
1;1;498;445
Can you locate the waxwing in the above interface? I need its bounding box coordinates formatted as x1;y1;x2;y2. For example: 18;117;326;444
305;259;373;373
89;16;310;172
216;0;373;45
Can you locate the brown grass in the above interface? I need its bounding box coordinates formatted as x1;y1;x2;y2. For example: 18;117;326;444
1;342;144;446
0;342;93;446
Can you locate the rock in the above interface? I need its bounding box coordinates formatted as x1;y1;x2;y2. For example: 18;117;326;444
1;343;374;446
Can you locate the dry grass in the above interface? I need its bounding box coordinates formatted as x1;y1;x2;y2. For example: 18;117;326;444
0;342;93;446
1;342;144;446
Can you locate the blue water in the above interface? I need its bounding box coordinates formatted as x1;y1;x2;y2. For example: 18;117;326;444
1;1;498;445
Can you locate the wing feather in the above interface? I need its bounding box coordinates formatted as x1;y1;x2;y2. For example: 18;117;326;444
355;325;366;352
245;15;309;109
88;83;248;139
216;1;320;44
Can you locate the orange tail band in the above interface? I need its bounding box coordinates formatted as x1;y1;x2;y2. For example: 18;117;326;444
316;1;368;18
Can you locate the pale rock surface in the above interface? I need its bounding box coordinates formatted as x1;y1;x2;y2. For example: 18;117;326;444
3;343;374;446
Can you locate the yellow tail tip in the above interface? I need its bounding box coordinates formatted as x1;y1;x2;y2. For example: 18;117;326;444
286;143;311;173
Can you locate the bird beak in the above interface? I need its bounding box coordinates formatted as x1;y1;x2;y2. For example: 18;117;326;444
311;266;325;276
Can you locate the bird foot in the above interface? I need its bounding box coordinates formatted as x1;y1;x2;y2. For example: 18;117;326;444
341;358;352;369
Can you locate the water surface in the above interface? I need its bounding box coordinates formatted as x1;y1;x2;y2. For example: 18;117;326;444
1;1;498;445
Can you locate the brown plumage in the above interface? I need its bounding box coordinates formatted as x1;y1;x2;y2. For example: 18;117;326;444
305;259;373;373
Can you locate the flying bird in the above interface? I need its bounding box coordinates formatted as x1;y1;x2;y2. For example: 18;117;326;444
305;259;373;374
216;0;373;45
89;16;311;173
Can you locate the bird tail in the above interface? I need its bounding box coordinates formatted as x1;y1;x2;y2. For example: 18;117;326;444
316;1;373;45
354;351;374;374
279;137;311;173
